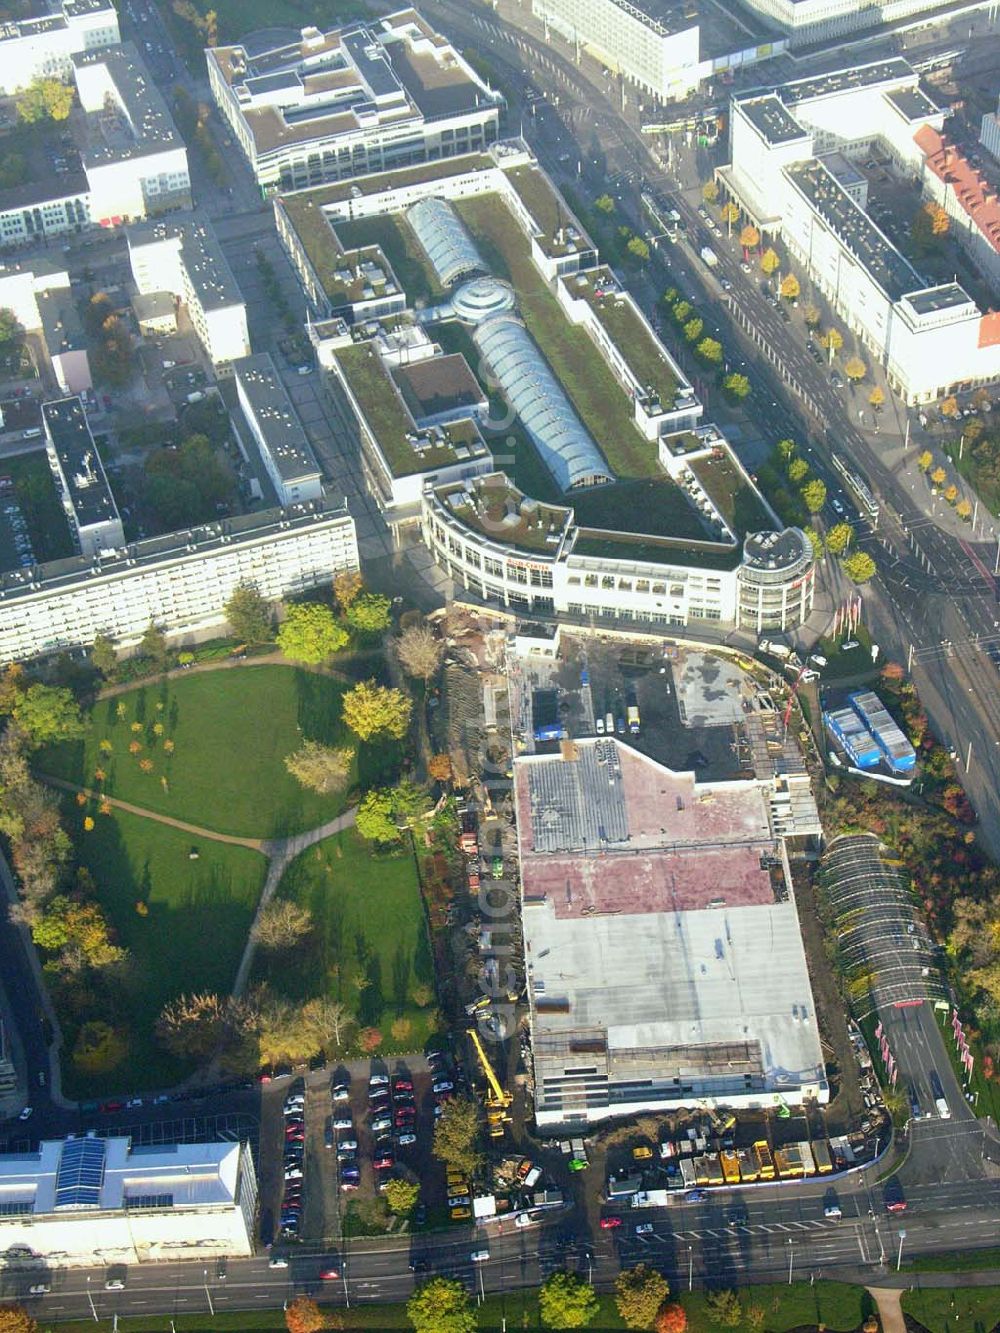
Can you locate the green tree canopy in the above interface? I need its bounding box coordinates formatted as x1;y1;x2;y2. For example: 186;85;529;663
841;549;877;583
16;76;73;123
277;602;349;664
406;1277;476;1333
786;457;809;484
139;622;168;668
344;591;392;634
89;633;118;678
721;372;750;400
284;741;354;795
0;308;20;346
224;583;273;643
615;1264;670;1329
776;438;797;460
384;1177;420;1214
432;1097;482;1177
355;789;400;844
705;1289;743;1327
627;235;650;261
682;317;703;343
31;894;125;973
695;337;723;364
804;528;824;558
801;477;827;513
539;1271;600;1330
342;679;412;741
9;683;84;747
826;522;853;555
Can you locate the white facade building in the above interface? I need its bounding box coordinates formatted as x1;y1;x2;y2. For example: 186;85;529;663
0;495;358;661
233;353;323;506
0;1136;257;1266
0;264;92;392
732;0;972;48
73;43;191;225
127;219;250;368
723;61;1000;402
206;8;501;194
0;0;118;95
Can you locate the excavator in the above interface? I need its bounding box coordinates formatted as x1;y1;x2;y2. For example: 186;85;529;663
466;1027;513;1138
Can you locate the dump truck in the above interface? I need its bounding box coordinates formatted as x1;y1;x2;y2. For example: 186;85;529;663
811;1140;833;1174
695;1153;724;1185
741;1145;762;1181
679;1157;698;1188
796;1140;817;1175
753;1139;775;1180
774;1143;807;1178
720;1149;741;1184
627;702;640;735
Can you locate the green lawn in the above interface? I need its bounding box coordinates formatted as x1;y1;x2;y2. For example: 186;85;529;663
38;666;392;839
62;805;266;1095
5;448;74;564
902;1285;1000;1331
258;826;435;1053
55;1281;871;1331
454;195;662;481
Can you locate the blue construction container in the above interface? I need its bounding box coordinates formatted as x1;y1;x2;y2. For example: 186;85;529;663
848;691;916;774
824;706;881;769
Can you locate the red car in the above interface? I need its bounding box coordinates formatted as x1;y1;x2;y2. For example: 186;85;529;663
319;1267;340;1280
100;1100;125;1113
373;1150;395;1170
599;1216;623;1230
392;1078;414;1095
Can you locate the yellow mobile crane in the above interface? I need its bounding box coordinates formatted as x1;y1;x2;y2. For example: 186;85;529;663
466;1027;513;1138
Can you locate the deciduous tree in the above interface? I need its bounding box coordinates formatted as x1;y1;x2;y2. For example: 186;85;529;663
344;592;392;634
656;1305;687;1333
433;1098;482;1177
702;180;718;203
826;522;853;555
627;235;650;261
277;603;349;664
333;570;364;609
342;679;412;741
255;899;313;951
615;1264;670;1329
406;1277;476;1333
90;633;118;678
719;201;740;232
284;1296;326;1333
0;1304;38;1333
739;223;759;250
10;684;84;747
761;247;780;276
428;753;452;783
224;583;273;643
355;789;400;844
539;1271;599;1329
139;622;169;669
779;273;800;300
0;308;20;347
397;623;442;680
803;302;821;326
156;992;229;1062
705;1289;743;1327
841;549;877;583
844;355;867;382
801;478;827;513
940;395;959;418
682;316;703;343
383;1177;419;1214
284;741;354;795
819;327;844;356
595;193;616;214
957;498;973;520
32;895;126;975
695;337;722;364
300;996;354;1054
16;76;73;123
72;1020;127;1075
787;457;809;483
721;372;750;400
805;528;824;558
869;385;885;409
916;449;933;473
930;465;947;487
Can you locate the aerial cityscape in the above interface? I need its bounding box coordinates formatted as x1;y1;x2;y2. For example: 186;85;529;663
0;0;1000;1329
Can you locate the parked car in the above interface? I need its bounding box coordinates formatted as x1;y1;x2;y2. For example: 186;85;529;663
397;1131;417;1146
369;1073;390;1089
331;1082;350;1102
392;1077;413;1095
599;1215;622;1229
685;1189;708;1203
372;1115;393;1134
333;1116;353;1131
635;1222;654;1235
432;1080;454;1094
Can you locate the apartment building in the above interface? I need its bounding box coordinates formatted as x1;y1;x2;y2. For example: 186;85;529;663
127;218;250;368
42;396;122;557
0;495;359;661
0;0;118;95
232;353;323;506
206;8;501;194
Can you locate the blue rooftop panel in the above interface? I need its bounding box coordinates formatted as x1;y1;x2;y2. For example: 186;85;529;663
54;1136;106;1211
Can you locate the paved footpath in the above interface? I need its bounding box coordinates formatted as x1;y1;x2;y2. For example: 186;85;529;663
868;1287;906;1333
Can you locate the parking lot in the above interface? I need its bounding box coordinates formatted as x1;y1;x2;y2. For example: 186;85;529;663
263;1055;456;1249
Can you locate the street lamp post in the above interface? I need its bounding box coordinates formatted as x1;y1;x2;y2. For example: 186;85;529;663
787;1239;794;1286
203;1268;214;1317
897;1229;907;1272
688;1244;693;1292
86;1276;98;1324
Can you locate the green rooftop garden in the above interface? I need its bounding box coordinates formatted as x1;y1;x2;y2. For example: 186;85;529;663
570;477;712;544
454;195;662;482
436;476;572;554
335;213;446;306
573;529;743;571
569;267;681;410
335;343;480;478
280;152;494;211
690;451;776;535
504;164;588;258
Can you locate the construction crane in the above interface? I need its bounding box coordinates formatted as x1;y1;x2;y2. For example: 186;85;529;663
466;1027;513;1138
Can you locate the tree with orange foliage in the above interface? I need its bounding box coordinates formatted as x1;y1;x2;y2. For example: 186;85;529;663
656;1303;688;1333
284;1295;326;1333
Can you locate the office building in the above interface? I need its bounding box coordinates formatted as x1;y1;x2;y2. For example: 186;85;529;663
0;263;92;391
515;740;827;1128
42;396;122;557
0;1135;257;1265
232;353;323;505
731;0;973;48
530;0;786;104
723;60;1000;402
206;8;501;194
127;218;250;368
0;0;118;95
73;42;191;225
0;495;359;661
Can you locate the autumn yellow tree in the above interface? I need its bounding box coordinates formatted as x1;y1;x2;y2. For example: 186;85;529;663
930;466;947;487
917;449;933;472
819;328;844;357
779;273;800;300
957;498;973;520
940;395;959;418
720;201;740;233
760;247;780;276
869;385;885;409
702;180;719;203
844;355;867;383
739;223;759;250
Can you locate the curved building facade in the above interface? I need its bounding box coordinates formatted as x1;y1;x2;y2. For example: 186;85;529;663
421;473;814;633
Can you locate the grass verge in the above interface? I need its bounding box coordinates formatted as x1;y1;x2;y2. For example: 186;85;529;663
902;1285;1000;1330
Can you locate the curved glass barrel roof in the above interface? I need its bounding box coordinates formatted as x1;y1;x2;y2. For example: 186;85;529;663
407;196;484;288
473;313;613;491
